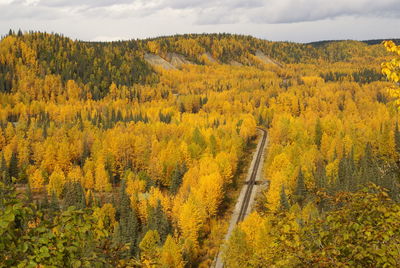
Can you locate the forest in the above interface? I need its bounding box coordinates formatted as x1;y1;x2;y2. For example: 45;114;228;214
0;30;399;267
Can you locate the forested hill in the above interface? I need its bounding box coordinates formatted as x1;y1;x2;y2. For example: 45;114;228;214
2;30;400;267
0;31;390;100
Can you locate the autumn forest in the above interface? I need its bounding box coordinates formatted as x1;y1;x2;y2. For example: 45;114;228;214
1;30;400;267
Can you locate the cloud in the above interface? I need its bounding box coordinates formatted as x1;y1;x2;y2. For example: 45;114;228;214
1;0;400;25
165;0;400;25
91;35;127;41
39;0;133;8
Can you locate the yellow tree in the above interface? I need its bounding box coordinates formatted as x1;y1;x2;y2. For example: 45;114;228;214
382;41;400;84
29;168;44;192
47;166;66;197
82;159;95;189
215;152;233;185
159;235;185;268
239;115;257;142
94;156;112;192
139;230;161;267
191;172;224;218
178;197;205;247
67;165;83;183
66;80;82;101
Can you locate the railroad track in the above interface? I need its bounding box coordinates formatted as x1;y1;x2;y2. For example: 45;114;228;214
214;127;267;268
236;127;267;223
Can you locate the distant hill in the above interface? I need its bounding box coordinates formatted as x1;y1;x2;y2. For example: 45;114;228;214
0;31;392;99
308;39;400;47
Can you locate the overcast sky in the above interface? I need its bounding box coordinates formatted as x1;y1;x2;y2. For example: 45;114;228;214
0;0;399;43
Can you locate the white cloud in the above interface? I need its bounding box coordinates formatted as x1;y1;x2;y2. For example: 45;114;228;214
0;0;399;42
91;35;127;41
2;0;400;23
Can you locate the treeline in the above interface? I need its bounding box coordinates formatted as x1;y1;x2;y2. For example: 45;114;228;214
1;31;157;99
0;31;391;101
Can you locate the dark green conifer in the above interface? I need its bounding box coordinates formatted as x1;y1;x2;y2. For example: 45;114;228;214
360;143;379;185
293;168;307;207
169;164;186;195
26;182;33;203
394;122;400;165
315;160;327;189
145;200;172;243
315;118;323;149
62;181;86;209
118;179;139;256
192;127;206;148
0;153;10;184
9;151;19;181
279;185;290;211
209;135;217;157
50;191;60;212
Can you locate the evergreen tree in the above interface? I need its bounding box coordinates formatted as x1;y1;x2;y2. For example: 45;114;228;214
145;201;172;243
62;181;86;209
41;192;49;210
139;171;154;191
49;191;60;212
315;118;323;149
86;190;94;207
293;168;307;207
209;135;217;157
117;179;139;256
279;185;290;211
192;127;206;148
394;122;400;167
315;160;327;189
0;153;10;184
9;151;19;181
337;151;356;191
81;137;90;167
347;148;357;191
359;143;379;185
169;164;186;195
26;182;33;203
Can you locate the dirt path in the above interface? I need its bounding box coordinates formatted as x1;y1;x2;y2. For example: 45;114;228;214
214;128;268;268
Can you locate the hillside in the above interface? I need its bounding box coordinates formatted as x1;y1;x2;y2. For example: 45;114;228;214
1;31;399;267
0;32;390;99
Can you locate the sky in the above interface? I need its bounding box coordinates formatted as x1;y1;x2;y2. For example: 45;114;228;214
0;0;399;43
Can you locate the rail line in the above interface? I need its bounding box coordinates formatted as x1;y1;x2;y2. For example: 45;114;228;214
236;127;267;223
214;127;267;268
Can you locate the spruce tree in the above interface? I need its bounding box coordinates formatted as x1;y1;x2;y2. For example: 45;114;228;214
192;127;206;148
347;148;357;191
293;168;307;207
315;118;323;149
315;160;327;189
337;153;349;191
50;191;60;212
279;185;290;211
118;179;139;256
9;151;19;181
360;143;379;185
395;122;400;155
145;200;172;243
169;164;186;195
62;181;86;209
394;122;400;168
0;153;10;184
26;182;33;203
41;192;49;210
